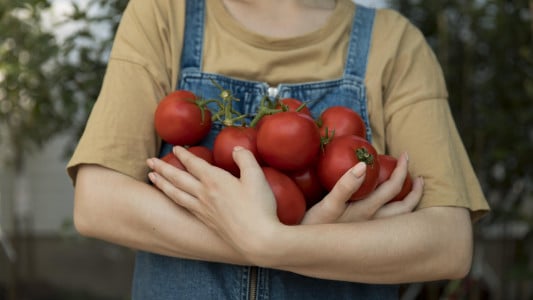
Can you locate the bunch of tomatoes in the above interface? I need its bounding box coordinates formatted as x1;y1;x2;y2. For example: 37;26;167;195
154;85;412;225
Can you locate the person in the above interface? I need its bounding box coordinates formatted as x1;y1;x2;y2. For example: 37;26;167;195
67;0;490;299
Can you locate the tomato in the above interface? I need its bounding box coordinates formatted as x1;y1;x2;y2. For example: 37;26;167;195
262;167;307;225
254;98;312;130
161;146;214;170
276;98;312;116
317;135;380;201
318;106;366;139
377;154;413;202
213;126;259;176
154;90;212;146
289;166;327;209
257;111;321;172
188;146;215;165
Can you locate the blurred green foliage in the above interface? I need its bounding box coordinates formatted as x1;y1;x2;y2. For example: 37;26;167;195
52;0;129;157
0;0;61;170
394;0;533;298
394;0;532;223
0;0;127;170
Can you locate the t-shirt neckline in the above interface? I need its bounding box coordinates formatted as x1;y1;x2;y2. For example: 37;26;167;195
210;0;353;50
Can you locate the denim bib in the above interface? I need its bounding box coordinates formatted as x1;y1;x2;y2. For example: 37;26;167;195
132;1;398;299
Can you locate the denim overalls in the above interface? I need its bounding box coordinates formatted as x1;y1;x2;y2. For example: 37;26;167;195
132;0;398;299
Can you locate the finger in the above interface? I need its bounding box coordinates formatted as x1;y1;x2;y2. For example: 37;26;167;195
302;162;366;224
148;171;200;211
147;157;203;197
387;152;409;188
364;152;410;209
232;146;265;183
336;153;410;222
173;146;221;180
323;162;366;205
374;176;424;219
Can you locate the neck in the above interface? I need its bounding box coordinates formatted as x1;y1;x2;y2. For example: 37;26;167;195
220;0;338;38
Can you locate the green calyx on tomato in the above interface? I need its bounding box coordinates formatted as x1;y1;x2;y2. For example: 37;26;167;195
355;147;375;166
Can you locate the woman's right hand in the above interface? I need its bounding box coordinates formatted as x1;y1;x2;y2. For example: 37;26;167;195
301;153;424;225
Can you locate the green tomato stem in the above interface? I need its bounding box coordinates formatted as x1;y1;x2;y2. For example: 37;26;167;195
355;147;375;166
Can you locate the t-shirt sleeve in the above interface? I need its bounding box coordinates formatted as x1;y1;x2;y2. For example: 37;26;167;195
66;0;182;183
379;12;489;222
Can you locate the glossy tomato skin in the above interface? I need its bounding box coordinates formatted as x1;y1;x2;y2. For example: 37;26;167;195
161;146;214;170
189;146;215;165
377;154;413;202
262;167;307;225
318;106;366;139
213;126;259;176
289;166;327;209
154;90;212;146
161;152;185;170
257;111;321;172
317;135;380;201
254;98;311;131
276;98;312;116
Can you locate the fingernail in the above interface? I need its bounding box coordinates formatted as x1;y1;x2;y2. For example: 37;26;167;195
351;162;366;178
233;146;244;152
148;172;157;182
147;158;155;169
404;152;409;162
173;146;183;154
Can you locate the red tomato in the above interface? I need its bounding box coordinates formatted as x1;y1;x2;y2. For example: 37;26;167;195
213;126;259;176
318;106;366;139
257;111;321;172
377;154;413;202
254;98;311;130
154;90;212;146
189;146;215;165
289;166;327;209
262;167;307;225
276;98;312;116
161;146;214;170
317;135;380;201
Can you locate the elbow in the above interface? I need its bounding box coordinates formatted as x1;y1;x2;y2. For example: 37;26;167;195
72;166;101;238
442;209;474;280
448;232;473;279
73;196;94;238
447;250;472;280
421;207;474;281
73;199;93;239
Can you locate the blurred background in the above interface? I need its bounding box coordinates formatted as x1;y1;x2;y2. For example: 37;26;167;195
0;0;531;299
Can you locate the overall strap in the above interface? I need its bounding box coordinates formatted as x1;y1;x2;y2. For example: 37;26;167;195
344;5;376;79
179;0;206;75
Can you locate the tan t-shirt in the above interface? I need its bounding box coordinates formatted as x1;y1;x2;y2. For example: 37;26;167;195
67;0;490;221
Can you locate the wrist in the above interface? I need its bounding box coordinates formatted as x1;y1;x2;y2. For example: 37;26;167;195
241;222;292;268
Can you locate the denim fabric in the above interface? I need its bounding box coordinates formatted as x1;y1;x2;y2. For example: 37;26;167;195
132;0;399;299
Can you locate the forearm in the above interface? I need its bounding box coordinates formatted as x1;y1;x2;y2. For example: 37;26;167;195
262;206;472;284
73;164;248;265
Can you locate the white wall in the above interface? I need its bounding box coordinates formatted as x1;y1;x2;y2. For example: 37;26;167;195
25;135;75;235
0;135;74;236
